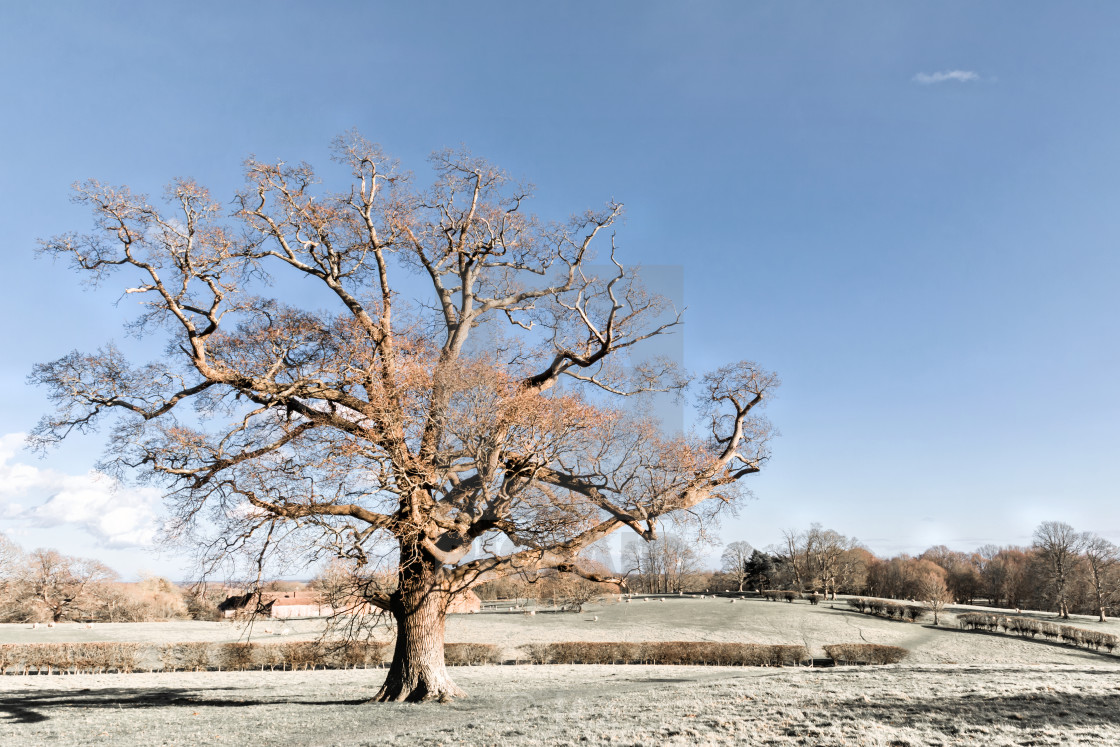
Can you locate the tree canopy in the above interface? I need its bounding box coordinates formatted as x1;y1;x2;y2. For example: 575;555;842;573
32;133;778;700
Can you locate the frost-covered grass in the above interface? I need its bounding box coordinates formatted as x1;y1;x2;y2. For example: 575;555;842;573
4;596;1120;666
3;664;1120;746
3;597;1119;745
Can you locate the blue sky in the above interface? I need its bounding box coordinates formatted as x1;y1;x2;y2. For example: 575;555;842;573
1;2;1118;578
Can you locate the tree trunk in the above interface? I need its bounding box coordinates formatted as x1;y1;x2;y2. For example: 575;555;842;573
373;585;464;703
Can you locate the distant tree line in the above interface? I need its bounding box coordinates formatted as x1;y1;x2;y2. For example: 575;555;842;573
716;520;1120;621
4;518;1118;623
0;532;299;624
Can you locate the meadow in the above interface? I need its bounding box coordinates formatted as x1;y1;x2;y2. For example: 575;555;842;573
2;595;1118;745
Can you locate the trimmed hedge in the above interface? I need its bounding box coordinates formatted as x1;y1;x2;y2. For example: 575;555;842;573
0;643;142;674
957;613;1119;653
824;644;909;665
762;590;802;603
520;641;810;666
2;640;847;672
443;643;502;665
0;640;389;674
847;597;927;622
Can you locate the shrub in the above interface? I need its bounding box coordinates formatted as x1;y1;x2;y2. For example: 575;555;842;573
519;643;553;664
160;642;212;672
847;597;926;623
903;605;926;622
279;641;322;670
217;643;256;671
444;643;501;665
76;643;140;673
332;641;387;668
526;641;808;667
0;643;143;674
0;639;384;674
256;643;286;671
957;613;1120;657
824;644;908;665
0;646;14;675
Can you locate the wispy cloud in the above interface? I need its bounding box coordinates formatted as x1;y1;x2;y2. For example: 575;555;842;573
912;70;981;85
0;433;162;547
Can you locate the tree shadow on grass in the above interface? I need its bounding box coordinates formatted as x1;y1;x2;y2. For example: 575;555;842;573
0;686;367;725
939;625;1120;661
830;691;1120;734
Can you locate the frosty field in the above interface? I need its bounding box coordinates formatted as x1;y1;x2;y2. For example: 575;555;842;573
2;596;1119;745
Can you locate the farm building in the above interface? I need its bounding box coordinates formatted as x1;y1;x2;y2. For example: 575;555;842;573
268;594;334;618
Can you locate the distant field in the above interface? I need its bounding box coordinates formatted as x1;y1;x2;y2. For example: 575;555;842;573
3;596;1119;745
4;595;1118;667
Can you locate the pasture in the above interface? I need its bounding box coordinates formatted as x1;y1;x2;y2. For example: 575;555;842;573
2;596;1119;745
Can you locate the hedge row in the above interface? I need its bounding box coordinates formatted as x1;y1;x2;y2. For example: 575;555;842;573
159;641;390;671
0;639;909;672
0;643;143;674
957;613;1119;653
444;643;503;665
0;641;390;674
823;644;909;665
519;642;810;666
847;597;926;622
761;590;802;603
0;641;508;674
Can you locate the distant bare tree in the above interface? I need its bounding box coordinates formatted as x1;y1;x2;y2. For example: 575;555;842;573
550;574;602;612
623;533;702;594
778;529;809;591
979;547;1038;610
720;541;753;592
13;549;117;622
1033;521;1083;619
1081;533;1120;622
918;574;952;625
866;555;946;601
836;546;872;596
778;524;857;598
0;533;25;616
0;532;22;581
920;545;982;604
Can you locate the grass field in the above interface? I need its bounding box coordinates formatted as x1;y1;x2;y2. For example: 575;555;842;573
2;596;1119;745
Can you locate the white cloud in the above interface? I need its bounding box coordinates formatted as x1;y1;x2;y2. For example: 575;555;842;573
912;70;981;85
0;433;163;548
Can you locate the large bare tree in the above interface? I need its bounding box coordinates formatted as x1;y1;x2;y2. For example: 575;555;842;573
720;540;754;592
778;524;858;598
1033;521;1083;619
12;549;117;623
31;134;778;701
1081;532;1119;622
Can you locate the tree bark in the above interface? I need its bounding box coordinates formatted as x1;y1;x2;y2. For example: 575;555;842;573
372;547;464;703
